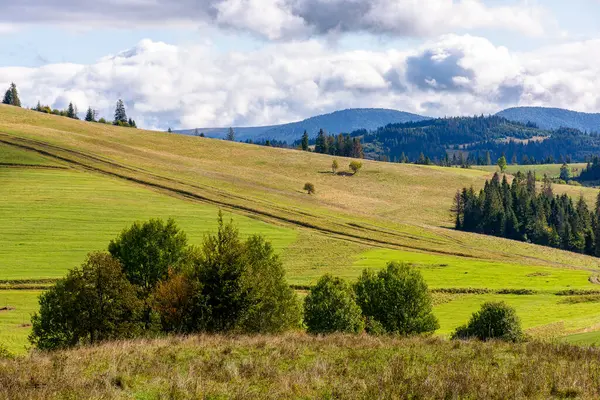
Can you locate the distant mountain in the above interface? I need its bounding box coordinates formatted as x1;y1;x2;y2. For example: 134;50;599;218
497;107;600;133
177;108;430;143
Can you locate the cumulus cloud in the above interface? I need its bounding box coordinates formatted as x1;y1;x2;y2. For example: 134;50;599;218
2;35;600;130
0;0;546;39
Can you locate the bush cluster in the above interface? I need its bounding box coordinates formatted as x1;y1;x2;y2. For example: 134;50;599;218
29;213;302;350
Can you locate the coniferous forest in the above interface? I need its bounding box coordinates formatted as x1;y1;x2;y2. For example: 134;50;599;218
454;172;600;256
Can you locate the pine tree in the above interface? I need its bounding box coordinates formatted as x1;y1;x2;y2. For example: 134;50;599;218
351;138;364;159
66;102;78;119
226;127;235;141
114;99;128;125
2;83;21;107
168;127;172;133
315;129;327;154
301;131;309;151
85;107;95;122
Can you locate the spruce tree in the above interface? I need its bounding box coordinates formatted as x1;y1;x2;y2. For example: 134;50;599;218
114;99;128;125
315;129;327;154
66;102;78;119
85;107;95;122
226;127;235;141
2;83;21;107
301;131;309;151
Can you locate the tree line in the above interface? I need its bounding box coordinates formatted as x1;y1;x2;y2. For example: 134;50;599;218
454;172;600;256
2;83;137;128
28;212;522;351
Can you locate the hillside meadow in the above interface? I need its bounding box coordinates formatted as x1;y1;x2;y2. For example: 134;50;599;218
3;105;600;353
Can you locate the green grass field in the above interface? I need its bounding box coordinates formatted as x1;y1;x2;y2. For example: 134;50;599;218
3;104;600;352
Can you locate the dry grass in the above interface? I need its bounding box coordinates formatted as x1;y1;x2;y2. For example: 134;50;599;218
2;333;600;399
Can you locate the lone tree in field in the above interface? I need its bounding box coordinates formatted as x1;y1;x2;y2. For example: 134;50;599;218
560;163;572;181
349;160;363;175
497;156;507;173
331;159;339;174
303;182;315;195
114;99;128;125
29;252;143;350
354;262;439;335
301;131;309;151
452;301;523;342
226;127;235;141
304;275;364;334
2;83;21;107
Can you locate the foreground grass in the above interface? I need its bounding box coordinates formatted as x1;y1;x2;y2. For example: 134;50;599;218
1;334;599;399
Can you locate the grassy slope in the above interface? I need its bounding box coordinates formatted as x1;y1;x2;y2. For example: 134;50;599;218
2;105;600;351
2;334;600;399
474;163;586;178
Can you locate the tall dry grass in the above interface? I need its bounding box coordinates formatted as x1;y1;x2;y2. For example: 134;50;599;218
1;333;599;399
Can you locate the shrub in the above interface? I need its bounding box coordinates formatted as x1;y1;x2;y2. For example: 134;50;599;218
150;270;200;333
108;218;190;294
304;182;315;194
349;161;363;175
331;159;339;173
451;301;523;342
29;253;144;350
354;262;439;335
304;275;364;334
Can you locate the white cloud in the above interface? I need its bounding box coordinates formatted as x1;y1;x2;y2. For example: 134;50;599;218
2;35;600;130
0;0;547;39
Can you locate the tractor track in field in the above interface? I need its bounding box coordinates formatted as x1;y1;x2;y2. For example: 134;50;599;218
0;133;486;260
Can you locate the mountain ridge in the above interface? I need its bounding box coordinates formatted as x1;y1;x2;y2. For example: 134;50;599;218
496;106;600;132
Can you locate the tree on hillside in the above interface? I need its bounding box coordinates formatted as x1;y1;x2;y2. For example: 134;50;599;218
226;127;235;141
29;253;143;350
128;118;137;128
331;159;339;174
560;163;572;181
315;129;328;154
349;161;363;175
66;102;78;119
168;127;172;133
304;182;315;194
301;131;309;151
497;155;507;173
114;99;128;125
452;302;523;342
2;83;21;107
85;107;96;122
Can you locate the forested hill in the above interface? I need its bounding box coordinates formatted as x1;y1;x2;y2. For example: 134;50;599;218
178;108;430;142
356;115;600;164
497;107;600;132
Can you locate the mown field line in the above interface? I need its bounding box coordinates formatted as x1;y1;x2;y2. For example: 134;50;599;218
0;134;484;260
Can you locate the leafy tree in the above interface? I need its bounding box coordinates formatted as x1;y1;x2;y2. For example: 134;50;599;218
452;302;523;342
226;127;235;141
331;159;339;174
151;270;199;333
2;83;21;107
497;156;507;172
304;182;315;194
29;253;143;350
108;218;189;294
85;107;96;122
301;131;309;151
560;163;572;181
114;99;128;125
354;262;438;335
349;161;363;175
304;275;364;334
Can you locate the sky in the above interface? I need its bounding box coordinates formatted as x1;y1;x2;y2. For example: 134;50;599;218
0;0;600;130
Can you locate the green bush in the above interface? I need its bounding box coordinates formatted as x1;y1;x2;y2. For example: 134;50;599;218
452;301;523;342
30;253;144;350
354;262;439;335
304;275;364;334
108;218;190;294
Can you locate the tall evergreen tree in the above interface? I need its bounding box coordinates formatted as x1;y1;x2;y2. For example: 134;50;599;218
114;99;128;124
226;127;235;141
2;83;21;107
66;102;78;119
85;107;95;122
315;129;328;154
301;131;309;151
